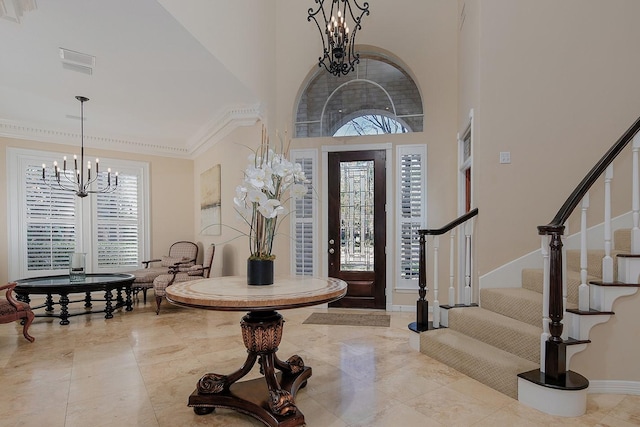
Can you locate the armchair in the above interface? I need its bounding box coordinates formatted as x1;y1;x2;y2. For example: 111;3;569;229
153;244;215;314
127;241;198;303
0;282;35;342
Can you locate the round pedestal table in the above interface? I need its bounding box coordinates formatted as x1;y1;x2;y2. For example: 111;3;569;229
166;275;347;427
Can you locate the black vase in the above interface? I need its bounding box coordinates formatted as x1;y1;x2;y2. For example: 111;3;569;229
247;258;274;286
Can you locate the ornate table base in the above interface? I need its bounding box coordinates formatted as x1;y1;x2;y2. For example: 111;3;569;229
189;310;311;427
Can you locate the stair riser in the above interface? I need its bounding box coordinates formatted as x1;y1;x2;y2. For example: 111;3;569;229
480;289;542;327
447;309;540;364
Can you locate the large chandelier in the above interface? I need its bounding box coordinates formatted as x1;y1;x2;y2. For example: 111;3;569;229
308;0;370;77
42;96;118;198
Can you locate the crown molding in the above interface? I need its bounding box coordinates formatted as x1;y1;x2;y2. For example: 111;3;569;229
0;102;264;159
0;119;190;158
186;103;263;158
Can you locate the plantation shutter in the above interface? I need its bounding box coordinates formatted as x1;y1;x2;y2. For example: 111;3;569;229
95;172;140;268
25;162;77;271
396;145;426;290
290;149;317;276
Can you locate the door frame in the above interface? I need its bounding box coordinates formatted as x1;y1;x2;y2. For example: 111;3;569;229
322;143;393;310
457;109;474;303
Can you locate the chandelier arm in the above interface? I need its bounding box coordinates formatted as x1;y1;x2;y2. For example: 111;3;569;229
42;176;78;193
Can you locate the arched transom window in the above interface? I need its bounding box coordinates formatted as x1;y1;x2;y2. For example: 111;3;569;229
295;53;423;137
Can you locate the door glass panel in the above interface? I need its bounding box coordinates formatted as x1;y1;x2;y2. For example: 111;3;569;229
340;160;374;271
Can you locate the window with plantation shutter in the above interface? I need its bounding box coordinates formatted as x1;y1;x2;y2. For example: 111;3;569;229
290;149;317;276
25;162;78;271
95;171;140;269
7;148;149;280
396;145;426;290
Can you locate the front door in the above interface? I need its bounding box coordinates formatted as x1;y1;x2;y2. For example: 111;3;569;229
327;150;386;309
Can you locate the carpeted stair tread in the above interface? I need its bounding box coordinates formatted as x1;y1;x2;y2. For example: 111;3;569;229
447;307;541;364
480;288;542;327
421;328;538;399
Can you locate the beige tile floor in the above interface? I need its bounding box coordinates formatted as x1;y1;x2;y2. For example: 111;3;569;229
1;295;639;427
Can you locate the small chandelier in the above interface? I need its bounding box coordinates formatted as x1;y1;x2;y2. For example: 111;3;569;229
42;96;118;198
308;0;370;77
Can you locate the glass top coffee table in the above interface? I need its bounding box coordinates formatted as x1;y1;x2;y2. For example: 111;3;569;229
14;273;135;325
166;275;347;427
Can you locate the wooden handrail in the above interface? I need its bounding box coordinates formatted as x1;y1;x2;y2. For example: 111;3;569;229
537;115;640;381
539;116;640;233
409;208;479;333
420;208;478;236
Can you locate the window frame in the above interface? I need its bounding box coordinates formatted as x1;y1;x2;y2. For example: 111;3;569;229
6;147;150;280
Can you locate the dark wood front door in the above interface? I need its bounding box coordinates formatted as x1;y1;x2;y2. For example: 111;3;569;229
327;150;386;309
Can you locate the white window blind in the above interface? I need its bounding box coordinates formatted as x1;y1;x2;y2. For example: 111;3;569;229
396;145;427;290
290;149;317;276
7;148;149;280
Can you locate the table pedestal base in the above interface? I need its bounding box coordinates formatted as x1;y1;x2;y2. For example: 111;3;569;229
188;310;311;427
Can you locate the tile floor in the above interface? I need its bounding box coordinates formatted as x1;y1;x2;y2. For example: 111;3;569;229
1;296;639;427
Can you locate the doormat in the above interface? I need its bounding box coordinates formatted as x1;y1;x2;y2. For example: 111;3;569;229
302;312;390;327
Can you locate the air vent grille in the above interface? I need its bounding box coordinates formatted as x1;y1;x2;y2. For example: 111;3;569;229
62;62;93;75
59;48;95;66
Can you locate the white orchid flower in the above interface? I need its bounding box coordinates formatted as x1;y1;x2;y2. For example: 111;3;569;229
258;198;284;219
290;183;308;199
247;189;268;205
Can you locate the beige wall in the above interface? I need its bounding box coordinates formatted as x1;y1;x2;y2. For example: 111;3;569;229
0;137;194;283
467;0;640;275
460;0;640;382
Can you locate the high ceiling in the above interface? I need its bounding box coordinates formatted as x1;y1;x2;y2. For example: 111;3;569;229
0;0;259;158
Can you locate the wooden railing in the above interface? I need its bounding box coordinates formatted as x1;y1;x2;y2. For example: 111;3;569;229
409;208;478;332
538;116;640;380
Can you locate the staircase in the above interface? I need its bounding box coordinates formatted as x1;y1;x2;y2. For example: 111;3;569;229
420;229;636;400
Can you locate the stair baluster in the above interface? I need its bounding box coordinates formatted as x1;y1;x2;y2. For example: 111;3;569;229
448;230;456;307
578;194;590;311
464;222;472;305
632;135;640;252
602;165;614;282
432;236;440;328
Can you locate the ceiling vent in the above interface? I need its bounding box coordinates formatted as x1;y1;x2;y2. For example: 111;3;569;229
60;48;95;75
62;62;92;75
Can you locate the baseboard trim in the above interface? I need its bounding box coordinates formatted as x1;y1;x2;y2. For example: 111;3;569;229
588;380;640;395
389;304;429;312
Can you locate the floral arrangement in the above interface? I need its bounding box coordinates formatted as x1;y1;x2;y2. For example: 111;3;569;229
234;127;308;260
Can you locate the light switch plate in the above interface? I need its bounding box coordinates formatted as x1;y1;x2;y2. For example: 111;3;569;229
499;151;511;164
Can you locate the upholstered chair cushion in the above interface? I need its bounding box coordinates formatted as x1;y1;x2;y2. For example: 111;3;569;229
161;256;183;267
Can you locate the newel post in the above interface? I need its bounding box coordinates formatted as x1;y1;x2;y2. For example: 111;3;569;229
409;231;429;332
538;225;566;380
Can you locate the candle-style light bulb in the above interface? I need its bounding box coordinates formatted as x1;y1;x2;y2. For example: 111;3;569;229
74;154;78;171
95;158;99;173
42;163;46;179
63;156;67;171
